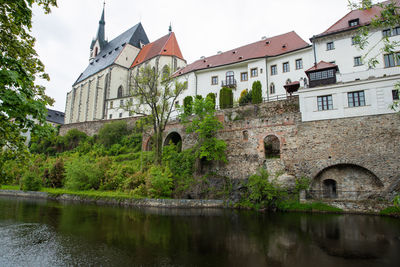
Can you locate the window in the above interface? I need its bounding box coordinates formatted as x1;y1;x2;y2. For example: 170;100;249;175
393;26;400;36
283;62;290;73
351;36;360;45
119;113;122;118
211;76;218;85
317;95;333;110
348;91;365;107
120;99;124;106
384;53;396;67
309;69;335;81
348;18;359;27
109;114;112;119
109;101;113;109
270;83;275;94
383;29;392;37
354;56;362;66
117;86;123;98
271;65;277;75
226;71;234;84
393;89;399;100
295;59;303;70
327;42;335;50
240;72;248;81
250;68;258;77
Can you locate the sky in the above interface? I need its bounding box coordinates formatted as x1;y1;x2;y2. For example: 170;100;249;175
31;0;362;112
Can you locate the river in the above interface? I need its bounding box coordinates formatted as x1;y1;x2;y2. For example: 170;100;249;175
0;196;399;266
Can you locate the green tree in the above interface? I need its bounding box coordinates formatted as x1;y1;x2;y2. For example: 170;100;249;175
219;87;233;109
97;120;129;148
129;65;187;164
0;0;57;160
251;81;262;104
206;93;216;109
183;95;193;115
180;97;227;164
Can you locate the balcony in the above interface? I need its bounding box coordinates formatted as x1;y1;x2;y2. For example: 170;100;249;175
221;78;237;88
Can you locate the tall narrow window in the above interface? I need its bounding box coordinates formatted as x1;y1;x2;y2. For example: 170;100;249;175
348;91;365;107
271;65;277;75
226;71;234;85
317;95;333;110
117;86;123;98
392;89;399;100
270;83;275;94
283;62;290;73
295;59;303;70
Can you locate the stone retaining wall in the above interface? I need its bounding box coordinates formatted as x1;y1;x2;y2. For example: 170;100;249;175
0;190;226;208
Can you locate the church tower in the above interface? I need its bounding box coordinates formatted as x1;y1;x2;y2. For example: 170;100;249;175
89;3;108;61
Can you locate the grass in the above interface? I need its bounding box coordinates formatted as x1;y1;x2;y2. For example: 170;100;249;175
0;184;141;200
277;200;343;212
380;206;400;216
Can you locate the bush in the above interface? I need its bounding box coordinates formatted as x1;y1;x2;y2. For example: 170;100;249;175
97;121;129;148
146;166;173;198
239;89;252;106
183;96;193;115
219;87;233;109
206;93;216;109
20;172;42;191
195;95;203;100
251;81;262;104
48;158;65;188
63;129;88;151
64;156;111;190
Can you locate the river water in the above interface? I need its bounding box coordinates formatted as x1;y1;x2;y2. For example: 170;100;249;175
0;196;399;267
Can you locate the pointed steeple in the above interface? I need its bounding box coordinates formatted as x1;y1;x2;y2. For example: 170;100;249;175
96;1;106;48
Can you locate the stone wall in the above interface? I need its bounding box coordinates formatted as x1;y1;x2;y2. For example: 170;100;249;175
58;96;400;197
59;116;141;136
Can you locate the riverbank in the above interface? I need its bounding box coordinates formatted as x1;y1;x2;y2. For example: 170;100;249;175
0;187;399;217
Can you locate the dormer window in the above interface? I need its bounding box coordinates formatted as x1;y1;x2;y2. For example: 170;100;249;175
348;18;359;27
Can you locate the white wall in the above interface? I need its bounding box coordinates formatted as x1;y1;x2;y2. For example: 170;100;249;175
299;75;399;122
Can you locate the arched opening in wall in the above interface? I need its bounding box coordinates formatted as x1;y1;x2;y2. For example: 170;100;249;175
323;179;337;198
312;164;384;200
144;137;153;152
264;135;280;158
164;132;182;152
162;65;169;79
242;130;248;141
269;83;275;94
117;86;123;98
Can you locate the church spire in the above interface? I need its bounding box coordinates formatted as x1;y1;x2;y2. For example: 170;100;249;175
96;1;106;46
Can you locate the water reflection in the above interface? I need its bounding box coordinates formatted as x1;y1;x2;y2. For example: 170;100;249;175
0;196;399;267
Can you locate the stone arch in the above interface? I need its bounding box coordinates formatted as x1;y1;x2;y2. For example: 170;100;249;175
242;130;249;141
164;131;182;152
263;134;280;158
312;164;383;200
144;136;153;151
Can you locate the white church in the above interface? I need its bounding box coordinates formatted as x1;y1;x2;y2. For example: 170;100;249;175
65;1;400;124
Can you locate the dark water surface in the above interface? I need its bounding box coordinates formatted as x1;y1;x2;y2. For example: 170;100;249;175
0;196;399;267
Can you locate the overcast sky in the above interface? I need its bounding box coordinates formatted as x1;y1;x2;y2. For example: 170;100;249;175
31;0;367;112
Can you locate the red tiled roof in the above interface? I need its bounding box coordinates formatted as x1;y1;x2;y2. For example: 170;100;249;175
305;61;338;72
315;0;400;38
174;31;310;77
131;32;184;68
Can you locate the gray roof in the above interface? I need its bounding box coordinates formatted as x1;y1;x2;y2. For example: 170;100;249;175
46;109;65;125
74;23;149;85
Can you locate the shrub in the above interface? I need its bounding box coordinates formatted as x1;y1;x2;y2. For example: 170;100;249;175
146;166;173;198
251;81;262;104
183;96;193;115
48;158;65;188
195;95;203;100
238;89;252;106
63;129;88;151
64;156;110;190
206;93;216;109
20;172;42;191
219;87;233;109
97;121;129;148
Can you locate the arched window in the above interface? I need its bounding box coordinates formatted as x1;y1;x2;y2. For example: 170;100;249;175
286;78;292;84
242;130;248;141
117;86;123;98
162;65;169;79
269;83;275;94
226;71;234;84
